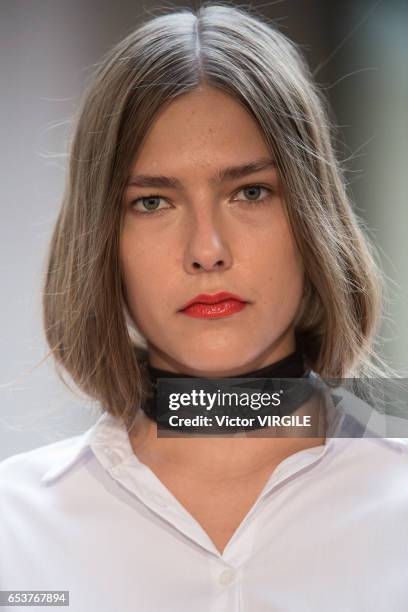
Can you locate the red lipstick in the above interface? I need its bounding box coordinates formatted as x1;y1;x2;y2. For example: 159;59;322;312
179;292;248;319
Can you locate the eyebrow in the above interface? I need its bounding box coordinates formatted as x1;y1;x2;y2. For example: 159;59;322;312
126;157;276;189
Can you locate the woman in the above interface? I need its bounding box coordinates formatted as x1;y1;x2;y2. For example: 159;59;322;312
1;4;407;611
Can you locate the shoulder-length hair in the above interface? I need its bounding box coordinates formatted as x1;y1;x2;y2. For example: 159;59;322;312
43;3;385;428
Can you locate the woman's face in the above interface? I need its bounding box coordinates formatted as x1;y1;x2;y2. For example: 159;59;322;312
120;85;304;376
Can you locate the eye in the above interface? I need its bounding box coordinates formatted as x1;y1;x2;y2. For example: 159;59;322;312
233;184;273;204
130;195;170;215
129;184;274;215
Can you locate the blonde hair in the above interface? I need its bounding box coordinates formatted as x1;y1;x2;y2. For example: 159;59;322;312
43;3;386;428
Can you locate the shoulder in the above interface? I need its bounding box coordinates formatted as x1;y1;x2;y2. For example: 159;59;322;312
0;432;97;551
0;434;85;492
316;375;408;444
328;435;408;501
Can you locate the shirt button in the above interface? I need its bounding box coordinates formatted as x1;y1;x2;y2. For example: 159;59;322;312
218;568;236;586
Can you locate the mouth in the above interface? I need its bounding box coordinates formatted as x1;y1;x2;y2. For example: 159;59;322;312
178;292;248;319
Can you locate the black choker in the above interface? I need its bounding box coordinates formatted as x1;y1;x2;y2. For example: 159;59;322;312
139;349;317;433
145;348;308;384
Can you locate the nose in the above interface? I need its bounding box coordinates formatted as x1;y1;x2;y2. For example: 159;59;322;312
183;206;233;274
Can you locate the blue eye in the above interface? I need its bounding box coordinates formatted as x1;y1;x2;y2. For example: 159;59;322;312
131;196;167;214
234;184;272;204
130;184;273;216
243;186;262;200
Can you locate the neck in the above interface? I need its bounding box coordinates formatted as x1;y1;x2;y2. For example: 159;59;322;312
141;347;311;430
142;336;301;378
128;404;325;483
128;348;326;483
146;347;307;379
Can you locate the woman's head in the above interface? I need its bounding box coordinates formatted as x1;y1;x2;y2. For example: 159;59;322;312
121;84;304;377
43;3;383;427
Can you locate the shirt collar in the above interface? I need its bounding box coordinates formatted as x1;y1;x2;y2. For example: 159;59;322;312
41;378;408;486
40;412;114;485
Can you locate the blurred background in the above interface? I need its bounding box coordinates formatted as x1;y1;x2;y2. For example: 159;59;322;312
1;0;407;459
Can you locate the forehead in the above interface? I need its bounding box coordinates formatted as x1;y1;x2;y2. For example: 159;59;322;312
132;85;271;175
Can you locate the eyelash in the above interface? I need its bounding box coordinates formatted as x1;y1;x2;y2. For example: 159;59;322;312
129;184;274;216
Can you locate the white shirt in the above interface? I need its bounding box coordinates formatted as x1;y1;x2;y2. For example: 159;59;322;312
1;385;408;612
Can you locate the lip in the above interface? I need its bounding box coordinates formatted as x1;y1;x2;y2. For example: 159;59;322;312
179;291;247;311
180;300;248;319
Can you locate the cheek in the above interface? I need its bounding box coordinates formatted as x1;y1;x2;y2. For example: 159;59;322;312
120;233;173;318
252;222;304;303
120;232;150;312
